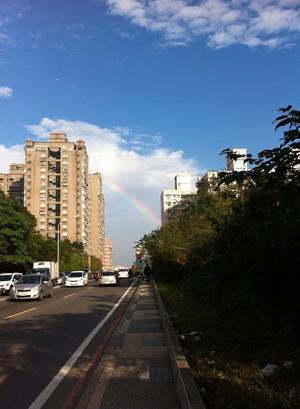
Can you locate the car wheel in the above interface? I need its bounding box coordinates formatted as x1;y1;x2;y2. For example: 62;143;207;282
38;291;43;301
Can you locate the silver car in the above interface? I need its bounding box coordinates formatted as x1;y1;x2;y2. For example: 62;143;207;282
10;274;53;301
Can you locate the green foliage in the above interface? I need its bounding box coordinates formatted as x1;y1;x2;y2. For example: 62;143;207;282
141;105;300;334
90;255;102;272
0;192;36;271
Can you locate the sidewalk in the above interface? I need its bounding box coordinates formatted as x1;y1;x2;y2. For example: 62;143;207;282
76;282;180;409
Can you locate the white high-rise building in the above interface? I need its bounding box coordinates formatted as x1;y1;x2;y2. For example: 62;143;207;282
160;174;197;226
226;148;248;172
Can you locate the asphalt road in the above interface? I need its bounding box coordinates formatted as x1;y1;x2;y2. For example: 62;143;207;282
0;280;133;409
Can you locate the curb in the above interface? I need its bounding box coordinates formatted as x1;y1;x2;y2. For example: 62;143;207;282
153;281;207;409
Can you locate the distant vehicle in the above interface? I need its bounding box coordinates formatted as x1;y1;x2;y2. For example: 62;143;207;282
10;274;53;301
99;271;120;287
65;271;88;287
118;268;129;280
32;261;59;286
0;273;23;295
57;272;69;285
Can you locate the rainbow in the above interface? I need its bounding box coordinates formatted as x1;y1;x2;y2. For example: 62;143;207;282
104;177;161;226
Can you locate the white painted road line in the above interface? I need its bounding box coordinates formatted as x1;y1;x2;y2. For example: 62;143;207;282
28;283;134;409
3;307;37;320
62;293;76;299
0;298;8;302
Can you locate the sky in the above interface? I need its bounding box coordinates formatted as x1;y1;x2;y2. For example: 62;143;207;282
0;0;300;266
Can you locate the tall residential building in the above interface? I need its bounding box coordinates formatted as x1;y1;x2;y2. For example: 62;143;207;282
0;163;25;204
24;132;90;248
160;174;197;226
197;148;248;194
103;238;112;270
88;173;105;261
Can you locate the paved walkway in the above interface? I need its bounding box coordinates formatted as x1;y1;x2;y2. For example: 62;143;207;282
76;283;180;409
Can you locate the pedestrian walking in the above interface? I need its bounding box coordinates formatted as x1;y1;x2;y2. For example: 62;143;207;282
143;263;152;283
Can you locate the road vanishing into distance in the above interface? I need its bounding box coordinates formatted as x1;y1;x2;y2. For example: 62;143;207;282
0;280;133;409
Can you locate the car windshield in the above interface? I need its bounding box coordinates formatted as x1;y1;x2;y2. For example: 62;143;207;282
102;271;115;276
119;269;128;273
69;272;83;278
20;276;41;284
59;273;65;277
0;274;12;281
33;268;49;275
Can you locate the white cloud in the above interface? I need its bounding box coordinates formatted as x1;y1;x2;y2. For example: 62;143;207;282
23;118;201;265
0;86;13;98
0;144;23;171
104;0;300;48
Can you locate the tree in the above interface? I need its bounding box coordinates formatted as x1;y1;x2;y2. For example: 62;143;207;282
0;192;38;271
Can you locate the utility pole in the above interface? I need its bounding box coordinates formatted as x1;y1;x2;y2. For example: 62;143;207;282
57;222;60;272
88;245;91;272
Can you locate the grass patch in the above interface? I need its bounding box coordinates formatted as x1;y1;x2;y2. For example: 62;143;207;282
157;281;299;409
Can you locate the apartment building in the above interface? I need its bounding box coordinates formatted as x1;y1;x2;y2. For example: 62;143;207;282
0;163;25;204
227;148;248;172
24;132;90;249
160;174;197;226
88;173;105;261
197;148;248;194
102;238;112;270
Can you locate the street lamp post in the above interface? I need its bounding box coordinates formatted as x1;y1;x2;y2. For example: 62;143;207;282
57;222;61;272
88;245;91;272
57;214;80;273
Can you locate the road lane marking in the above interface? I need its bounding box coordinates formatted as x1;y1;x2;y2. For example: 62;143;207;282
3;307;37;320
28;282;135;409
63;293;75;299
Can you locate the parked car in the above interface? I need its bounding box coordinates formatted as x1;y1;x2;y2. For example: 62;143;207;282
99;271;120;287
10;274;53;301
64;271;88;287
0;272;23;295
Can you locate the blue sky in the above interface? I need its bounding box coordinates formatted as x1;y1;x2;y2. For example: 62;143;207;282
1;0;300;265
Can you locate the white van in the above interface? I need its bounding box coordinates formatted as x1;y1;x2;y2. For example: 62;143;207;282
0;272;23;295
118;268;129;280
64;271;88;287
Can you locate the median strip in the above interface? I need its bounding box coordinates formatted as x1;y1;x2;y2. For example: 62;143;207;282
63;293;75;299
3;307;37;320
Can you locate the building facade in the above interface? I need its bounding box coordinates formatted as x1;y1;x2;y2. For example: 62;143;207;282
226;148;248;172
102;238;112;270
197;148;248;194
88;173;105;262
160;174;197;226
0;163;25;204
24;132;90;249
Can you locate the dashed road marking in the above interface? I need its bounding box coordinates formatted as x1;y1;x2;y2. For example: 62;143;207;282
63;293;75;299
3;307;37;320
